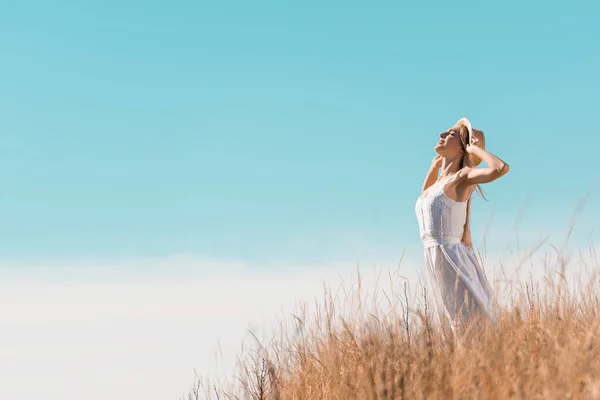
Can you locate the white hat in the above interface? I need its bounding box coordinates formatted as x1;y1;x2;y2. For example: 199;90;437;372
455;117;485;167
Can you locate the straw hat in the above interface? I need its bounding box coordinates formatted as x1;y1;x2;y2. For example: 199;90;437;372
455;117;486;167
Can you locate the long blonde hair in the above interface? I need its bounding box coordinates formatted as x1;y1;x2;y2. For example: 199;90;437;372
457;124;487;246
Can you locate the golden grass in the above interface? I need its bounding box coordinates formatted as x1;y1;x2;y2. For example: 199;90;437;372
184;241;600;400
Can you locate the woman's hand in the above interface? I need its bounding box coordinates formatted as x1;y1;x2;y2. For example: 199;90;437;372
466;135;482;154
431;154;443;169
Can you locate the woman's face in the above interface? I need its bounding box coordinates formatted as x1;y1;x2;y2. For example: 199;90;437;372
435;126;465;156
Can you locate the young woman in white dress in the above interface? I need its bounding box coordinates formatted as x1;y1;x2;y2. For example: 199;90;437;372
415;117;509;329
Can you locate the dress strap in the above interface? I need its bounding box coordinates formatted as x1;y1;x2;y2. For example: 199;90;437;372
451;168;466;181
439;170;460;187
439;168;473;203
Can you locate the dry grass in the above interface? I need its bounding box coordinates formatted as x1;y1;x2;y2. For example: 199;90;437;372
183;240;600;400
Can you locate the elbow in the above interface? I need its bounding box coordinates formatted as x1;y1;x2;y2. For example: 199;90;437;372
497;163;509;176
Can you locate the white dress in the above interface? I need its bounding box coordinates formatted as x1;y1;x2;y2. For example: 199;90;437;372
415;171;495;327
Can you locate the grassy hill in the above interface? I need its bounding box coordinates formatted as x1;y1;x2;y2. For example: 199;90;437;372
183;243;600;399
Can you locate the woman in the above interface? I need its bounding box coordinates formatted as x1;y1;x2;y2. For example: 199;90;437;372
415;117;509;329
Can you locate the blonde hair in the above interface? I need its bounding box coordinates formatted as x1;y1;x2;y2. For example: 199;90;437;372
457;125;487;246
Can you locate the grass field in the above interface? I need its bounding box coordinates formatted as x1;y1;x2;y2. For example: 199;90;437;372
182;238;600;399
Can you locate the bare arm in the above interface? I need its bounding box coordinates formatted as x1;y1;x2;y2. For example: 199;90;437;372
461;141;509;186
422;155;442;193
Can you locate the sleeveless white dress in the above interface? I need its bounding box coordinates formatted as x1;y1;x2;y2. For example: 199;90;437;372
415;171;495;327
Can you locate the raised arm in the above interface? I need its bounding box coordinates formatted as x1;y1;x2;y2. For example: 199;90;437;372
422;155;442;193
461;138;509;186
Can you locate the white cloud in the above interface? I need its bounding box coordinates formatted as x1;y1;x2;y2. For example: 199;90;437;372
0;254;423;400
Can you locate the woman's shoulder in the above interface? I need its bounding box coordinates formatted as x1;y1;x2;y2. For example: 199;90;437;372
453;167;477;196
456;167;475;180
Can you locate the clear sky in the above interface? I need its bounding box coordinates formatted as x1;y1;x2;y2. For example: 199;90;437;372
0;1;598;264
0;1;599;398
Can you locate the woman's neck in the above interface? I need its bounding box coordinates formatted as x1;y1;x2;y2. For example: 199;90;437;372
438;155;463;180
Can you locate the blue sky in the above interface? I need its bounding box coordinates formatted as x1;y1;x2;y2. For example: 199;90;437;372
0;0;598;264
